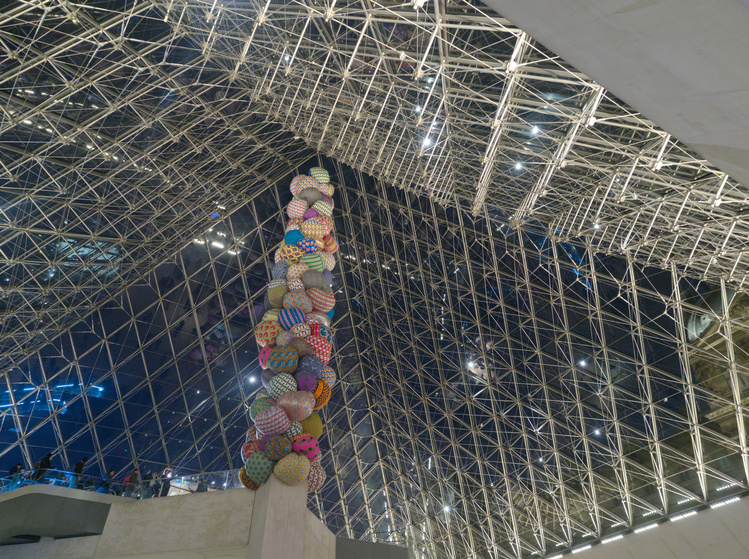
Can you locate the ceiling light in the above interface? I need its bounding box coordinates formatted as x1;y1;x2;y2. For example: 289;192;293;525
284;55;290;62
422;137;432;147
593;222;601;230
670;511;697;522
633;523;658;533
578;360;587;367
572;545;591;554
211;241;224;249
531;126;540;135
249;376;256;382
594;429;601;436
601;535;623;544
710;497;740;509
468;362;475;368
514;162;522;170
414;105;421;113
444;505;450;512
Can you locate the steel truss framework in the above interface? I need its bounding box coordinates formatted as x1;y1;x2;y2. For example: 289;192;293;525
0;2;748;559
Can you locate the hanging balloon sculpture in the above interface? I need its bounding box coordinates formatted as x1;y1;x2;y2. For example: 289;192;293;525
238;167;338;493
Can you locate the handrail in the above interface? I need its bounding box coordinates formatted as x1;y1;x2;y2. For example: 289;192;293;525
0;467;245;498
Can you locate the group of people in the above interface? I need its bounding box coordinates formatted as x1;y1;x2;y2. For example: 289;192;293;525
5;456;174;499
121;468;173;499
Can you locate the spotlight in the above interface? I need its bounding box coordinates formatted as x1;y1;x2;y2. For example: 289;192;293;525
514;162;522;170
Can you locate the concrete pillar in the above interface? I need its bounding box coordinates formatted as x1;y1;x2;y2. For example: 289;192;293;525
247;475;308;559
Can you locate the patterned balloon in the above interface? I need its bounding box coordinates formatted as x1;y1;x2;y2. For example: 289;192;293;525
284;421;303;440
265;436;292;461
287;263;310;282
283;292;314;314
255;321;282;348
287;279;305;292
301;219;327;241
306;287;335;313
319;215;334;234
321;252;336;271
274;453;311;486
295;372;318;392
267;346;299;374
275;330;294;346
292;433;321;463
275;243;304;264
306;335;332;366
267;373;297;400
241;440;261;462
272;261;290;280
249;396;272;421
322;235;338;253
290;174;322;196
312;379;331;410
287;198;308;219
255;406;291;437
286;218;303;232
312;200;333;217
299;253;325;272
239;466;261;490
307;312;332;328
322;366;337;388
277;390;315;422
245;452;276;485
309;167;330;184
278;308;305;330
298;355;325;379
297;238;318;254
291;322;311;338
307;461;326;493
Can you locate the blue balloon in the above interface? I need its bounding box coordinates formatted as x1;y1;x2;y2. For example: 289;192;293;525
326;308;335;319
285;230;304;246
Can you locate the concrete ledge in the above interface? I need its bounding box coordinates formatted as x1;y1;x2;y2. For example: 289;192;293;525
0;485;120;544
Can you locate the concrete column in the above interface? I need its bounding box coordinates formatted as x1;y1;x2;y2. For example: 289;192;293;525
247;475;308;559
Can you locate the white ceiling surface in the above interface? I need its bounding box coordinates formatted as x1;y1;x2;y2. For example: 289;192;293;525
574;498;749;559
481;0;749;188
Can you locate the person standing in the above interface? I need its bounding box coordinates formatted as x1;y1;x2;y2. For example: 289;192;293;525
158;468;172;497
69;457;88;488
97;469;115;494
145;471;159;498
9;463;24;490
123;468;141;498
32;453;53;483
196;478;207;493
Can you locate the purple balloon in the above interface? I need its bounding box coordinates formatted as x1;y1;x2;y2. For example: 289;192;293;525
304;208;319;219
323;270;333;287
